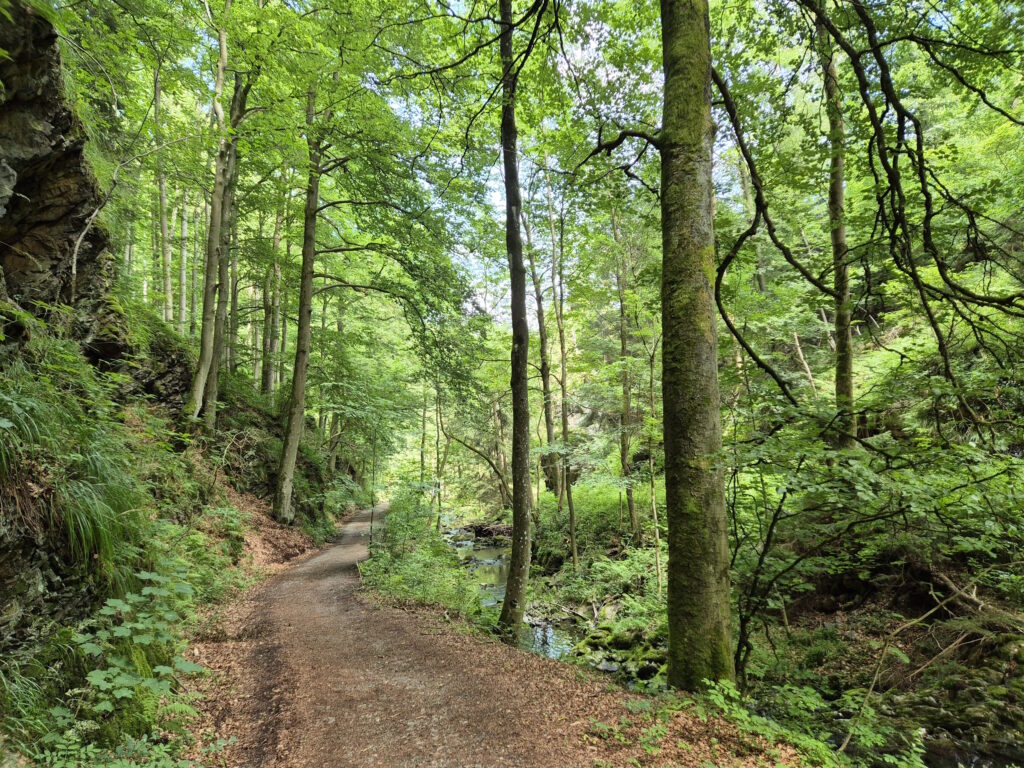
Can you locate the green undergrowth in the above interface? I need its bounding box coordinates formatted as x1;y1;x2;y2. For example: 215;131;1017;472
211;373;365;544
359;487;495;626
0;309;332;766
363;472;956;765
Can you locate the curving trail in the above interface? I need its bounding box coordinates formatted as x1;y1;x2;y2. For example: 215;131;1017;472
195;505;791;768
200;505;615;767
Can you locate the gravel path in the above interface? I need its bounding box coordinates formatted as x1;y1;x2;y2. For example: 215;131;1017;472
194;505;796;768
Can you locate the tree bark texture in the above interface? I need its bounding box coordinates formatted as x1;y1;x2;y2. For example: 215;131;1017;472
660;0;735;690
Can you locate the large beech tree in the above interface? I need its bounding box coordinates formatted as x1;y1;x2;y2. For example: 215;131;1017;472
273;87;319;524
659;0;734;689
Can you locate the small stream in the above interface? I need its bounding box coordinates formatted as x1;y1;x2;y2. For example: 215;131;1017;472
446;529;582;659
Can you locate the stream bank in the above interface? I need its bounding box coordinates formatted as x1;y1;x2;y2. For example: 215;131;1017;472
443;524;1024;768
445;525;583;660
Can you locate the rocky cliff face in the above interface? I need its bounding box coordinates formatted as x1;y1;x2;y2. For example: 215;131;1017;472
0;1;112;326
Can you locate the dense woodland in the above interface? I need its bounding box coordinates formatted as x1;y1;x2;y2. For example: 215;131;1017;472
1;0;1024;765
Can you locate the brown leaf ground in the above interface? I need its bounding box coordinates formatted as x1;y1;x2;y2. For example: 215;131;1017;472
188;505;800;768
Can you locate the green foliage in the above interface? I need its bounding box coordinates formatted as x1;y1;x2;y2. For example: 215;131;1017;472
698;681;842;766
360;489;491;624
2;570;205;766
8;0;1024;763
0;332;146;589
0;311;289;765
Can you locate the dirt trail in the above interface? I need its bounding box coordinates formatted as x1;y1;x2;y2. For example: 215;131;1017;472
195;505;794;768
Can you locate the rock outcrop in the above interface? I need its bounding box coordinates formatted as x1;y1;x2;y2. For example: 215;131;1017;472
0;1;113;327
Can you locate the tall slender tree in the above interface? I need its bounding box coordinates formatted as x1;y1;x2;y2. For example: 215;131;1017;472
522;206;558;498
612;208;640;538
185;0;232;419
155;68;173;324
273;86;320;523
178;192;188;335
496;0;536;634
816;14;854;448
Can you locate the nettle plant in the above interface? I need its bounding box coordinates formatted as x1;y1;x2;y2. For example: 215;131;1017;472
38;571;205;762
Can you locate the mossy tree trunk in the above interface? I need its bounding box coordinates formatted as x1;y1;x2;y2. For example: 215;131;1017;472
659;0;735;691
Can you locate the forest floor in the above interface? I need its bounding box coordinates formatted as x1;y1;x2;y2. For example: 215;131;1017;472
188;504;799;768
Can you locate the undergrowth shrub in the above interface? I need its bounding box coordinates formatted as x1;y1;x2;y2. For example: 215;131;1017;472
2;569;206;766
0;334;146;591
360;489;489;623
0;314;272;766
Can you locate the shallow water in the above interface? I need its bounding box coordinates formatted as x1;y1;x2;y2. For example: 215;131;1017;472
447;529;581;659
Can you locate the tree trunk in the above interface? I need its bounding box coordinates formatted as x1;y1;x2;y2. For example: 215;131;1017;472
271;256;281;386
261;203;282;394
496;0;532;635
555;231;579;571
125;219;134;279
611;209;639;538
262;265;273;389
228;213;239;374
737;155;767;293
817;16;854;448
492;402;512;509
649;341;663;596
544;162;578;568
523;212;558;496
155;69;173;324
419;386;428;503
185;8;231;419
660;0;734;690
146;201;156;302
434;390;451;531
278;220;289;391
543;160;567;516
252;298;261;385
178;192;188;334
201;69;248;430
190;202;201;337
202;158;236;431
272;88;320;524
327;411;341;477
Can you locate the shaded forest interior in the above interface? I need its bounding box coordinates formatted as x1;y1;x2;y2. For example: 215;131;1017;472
2;0;1024;766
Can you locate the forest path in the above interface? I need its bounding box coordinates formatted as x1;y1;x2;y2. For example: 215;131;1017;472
197;504;621;767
